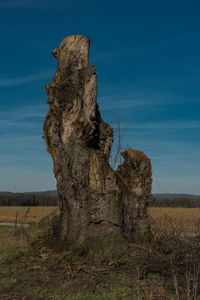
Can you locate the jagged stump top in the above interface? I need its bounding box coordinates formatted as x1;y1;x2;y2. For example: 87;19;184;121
52;35;90;82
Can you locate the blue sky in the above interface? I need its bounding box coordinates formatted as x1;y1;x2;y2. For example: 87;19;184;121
0;0;199;194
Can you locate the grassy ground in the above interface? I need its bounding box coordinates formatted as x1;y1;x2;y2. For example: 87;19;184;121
0;224;172;300
0;208;200;299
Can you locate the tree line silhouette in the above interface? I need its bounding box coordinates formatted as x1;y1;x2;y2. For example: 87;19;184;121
0;192;199;207
0;192;58;206
152;194;200;208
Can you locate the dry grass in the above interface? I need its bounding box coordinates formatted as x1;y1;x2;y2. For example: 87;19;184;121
1;206;200;233
0;206;200;299
0;206;59;223
149;207;200;234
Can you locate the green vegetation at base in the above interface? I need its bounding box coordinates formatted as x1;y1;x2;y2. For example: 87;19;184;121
0;214;200;300
26;287;131;300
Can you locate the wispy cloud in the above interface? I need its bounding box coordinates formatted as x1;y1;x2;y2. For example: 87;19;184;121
0;104;55;192
0;71;52;87
0;104;47;119
99;89;191;111
99;95;150;110
0;105;48;162
0;104;48;130
111;120;200;130
0;0;53;8
0;0;34;8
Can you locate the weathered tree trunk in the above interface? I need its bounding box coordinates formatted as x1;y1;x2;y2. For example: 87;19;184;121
43;35;153;259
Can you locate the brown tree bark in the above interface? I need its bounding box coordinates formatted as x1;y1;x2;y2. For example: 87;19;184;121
43;35;153;260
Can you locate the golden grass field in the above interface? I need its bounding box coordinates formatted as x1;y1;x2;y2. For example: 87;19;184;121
0;206;199;233
0;206;59;223
149;207;200;233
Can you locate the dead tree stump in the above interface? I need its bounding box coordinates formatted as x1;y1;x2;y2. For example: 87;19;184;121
43;35;154;260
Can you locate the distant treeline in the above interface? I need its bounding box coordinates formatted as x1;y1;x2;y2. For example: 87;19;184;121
151;195;200;208
0;192;200;207
0;192;58;206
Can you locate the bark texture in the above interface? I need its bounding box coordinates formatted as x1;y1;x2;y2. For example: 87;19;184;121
43;35;153;259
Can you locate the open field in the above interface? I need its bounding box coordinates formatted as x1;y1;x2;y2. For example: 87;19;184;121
0;206;59;223
0;206;200;233
149;207;200;233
